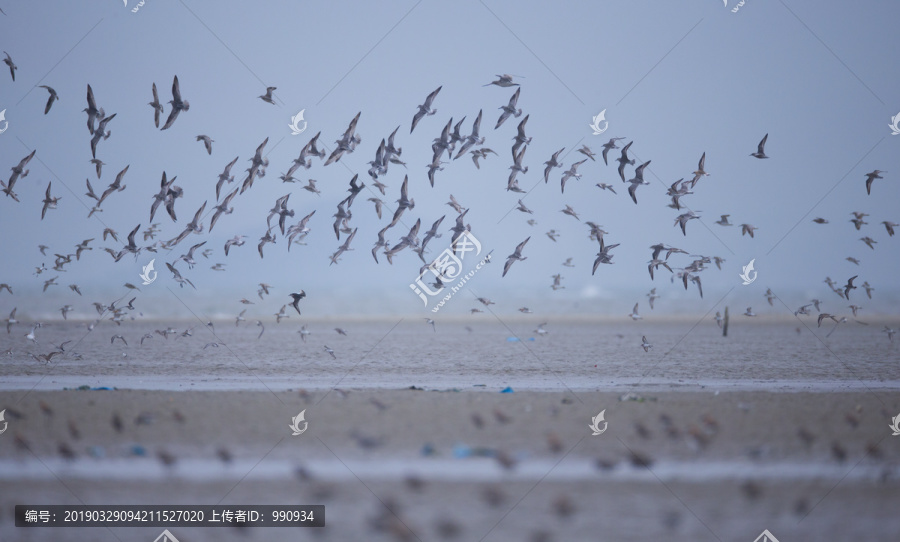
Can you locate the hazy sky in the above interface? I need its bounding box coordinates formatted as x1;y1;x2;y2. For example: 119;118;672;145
1;0;898;318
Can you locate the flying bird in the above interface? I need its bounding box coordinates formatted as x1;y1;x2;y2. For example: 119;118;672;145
289;291;306;315
84;84;104;135
215;156;239;199
484;74;520;87
160;75;190;130
674;212;700;236
3;51;16;81
595;183;617;194
750;133;769;159
148;82;164;128
89;113;116;159
616;141;635;182
818;313;839;327
224;235;245;256
259;86;277;105
241;137;270;193
560;205;580;221
97;165;129;206
543;147;565;183
577;144;596;161
41;182;60;219
37;86;59;114
863;170;886;195
511;115;532;155
411;86;441;133
601;137;625;165
592;237;619;274
843;275;858;300
209;188;239;233
628;303;642;321
3;149;36;201
90;158;105;179
560;159;587;193
196;135;213;155
454;110;485;159
690;152;708;187
550;274;564;290
257;227;276;258
502;237;530;277
647;288;660;309
495;88;522;129
325;112;362;165
627;160;651;204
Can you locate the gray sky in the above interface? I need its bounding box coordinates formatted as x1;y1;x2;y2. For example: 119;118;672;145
1;0;898;318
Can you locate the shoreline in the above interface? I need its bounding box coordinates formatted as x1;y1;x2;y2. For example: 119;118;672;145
2;376;900;392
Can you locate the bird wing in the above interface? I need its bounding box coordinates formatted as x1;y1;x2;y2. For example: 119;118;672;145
160;108;180;130
171;75;182;101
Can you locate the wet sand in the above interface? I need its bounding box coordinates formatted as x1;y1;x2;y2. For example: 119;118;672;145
1;388;899;541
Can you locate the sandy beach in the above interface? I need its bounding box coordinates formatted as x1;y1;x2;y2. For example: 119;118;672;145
2;382;900;541
2;320;900;541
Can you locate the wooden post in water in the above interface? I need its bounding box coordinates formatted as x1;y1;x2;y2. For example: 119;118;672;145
723;306;729;337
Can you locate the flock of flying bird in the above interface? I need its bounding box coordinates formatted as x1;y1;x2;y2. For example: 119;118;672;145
0;60;896;362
